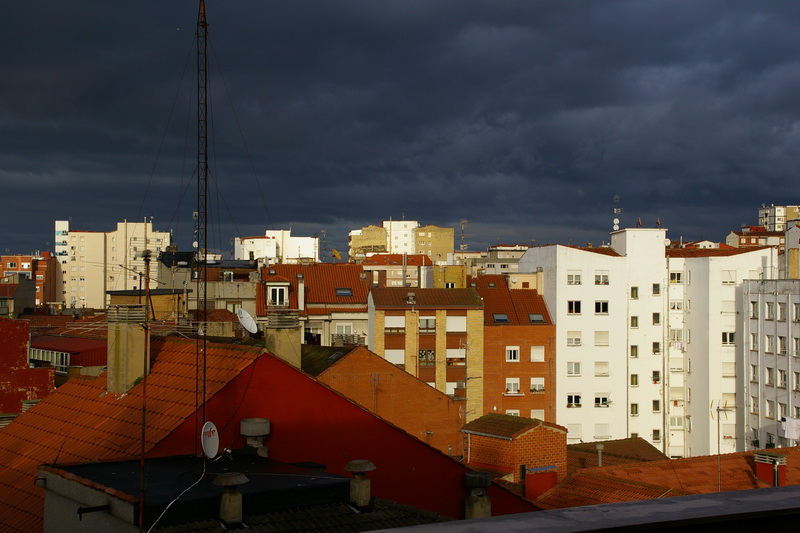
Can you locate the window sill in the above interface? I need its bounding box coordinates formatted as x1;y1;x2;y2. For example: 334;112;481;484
503;392;524;397
566;404;582;408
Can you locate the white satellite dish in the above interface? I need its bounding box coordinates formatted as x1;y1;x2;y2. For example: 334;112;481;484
201;421;219;459
237;308;258;334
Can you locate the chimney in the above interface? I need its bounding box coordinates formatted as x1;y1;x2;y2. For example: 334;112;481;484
240;418;270;458
406;292;416;304
106;304;149;394
523;465;559;500
296;273;305;311
596;443;604;467
344;460;376;509
754;451;787;487
214;472;249;526
464;471;491;519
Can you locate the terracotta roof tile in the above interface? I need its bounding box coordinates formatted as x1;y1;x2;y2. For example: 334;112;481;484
257;264;370;316
0;337;262;532
370;287;482;308
462;413;566;440
666;246;773;258
471;276;552;325
567;437;669;474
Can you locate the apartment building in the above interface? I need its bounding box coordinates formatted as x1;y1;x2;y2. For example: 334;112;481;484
451;245;530;277
726;226;784;249
1;252;60;307
758;204;800;232
519;228;777;457
361;254;434;288
348;220;453;263
233;229;319;263
741;279;800;450
368;288;484;421
54;219;170;309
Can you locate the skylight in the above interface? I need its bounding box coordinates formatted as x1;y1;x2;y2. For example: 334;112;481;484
529;313;545;324
335;287;353;297
493;313;509;323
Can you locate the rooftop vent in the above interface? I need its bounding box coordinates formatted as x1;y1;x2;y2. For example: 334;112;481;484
406;292;416;304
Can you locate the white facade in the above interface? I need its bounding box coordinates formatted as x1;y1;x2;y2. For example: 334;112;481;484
54;220;171;309
233;230;319;264
383;220;419;254
519;228;778;457
742;279;800;450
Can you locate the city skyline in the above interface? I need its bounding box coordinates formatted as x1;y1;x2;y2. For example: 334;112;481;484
3;2;800;256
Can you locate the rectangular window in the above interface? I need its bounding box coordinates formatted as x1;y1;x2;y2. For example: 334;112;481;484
419;318;436;333
630;316;639;328
594;361;609;377
335;287;353;297
766;399;775;418
595;394;610;408
567;361;581;376
766;302;775;320
567;394;582;407
653;429;661;442
631;286;639;299
794;371;800;391
670;300;683;310
652;342;661;355
505;346;520;362
567;270;582;285
595;301;609;314
493;313;509;323
779;369;787;388
722;332;735;345
567;331;581;346
780;403;787;419
751;301;758;319
568;301;581;314
751;396;759;414
721;270;736;284
505;409;520;416
652;313;661;325
766;335;775;353
594;271;609;285
669;329;683;342
630;374;639;386
652;283;661;295
670;272;682;284
670;416;684;428
530;377;545;393
594;331;609;346
505;378;520;394
418;349;435;366
652;371;661;384
722;362;736;377
630;345;639;358
530;346;545;362
766;367;775;386
779;336;787;354
795;303;800;321
751;332;759;350
529;313;545;324
652;400;661;413
779;303;787;321
594;423;611;439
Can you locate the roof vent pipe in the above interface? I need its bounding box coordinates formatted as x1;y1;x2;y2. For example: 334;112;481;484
344;460;377;510
240;418;270;458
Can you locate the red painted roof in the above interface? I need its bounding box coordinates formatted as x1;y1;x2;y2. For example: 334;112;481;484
0;337;263;532
0;284;18;297
362;254;433;266
30;335;106;354
471;276;552;325
370;287;483;309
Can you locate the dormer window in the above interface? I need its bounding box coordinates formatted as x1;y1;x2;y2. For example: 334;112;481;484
335;287;353;297
269;286;287;306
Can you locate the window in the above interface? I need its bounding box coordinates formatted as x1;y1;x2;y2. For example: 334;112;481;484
595;271;609;285
750;301;758;319
631;286;639;299
670;272;682;284
567;362;581;376
505;378;521;394
652;400;661;413
751;332;759;350
652;371;661;384
795;337;800;354
530;409;545;420
6;262;15;268
418;349;435;366
670;300;683;310
779;302;787;321
780;402;787;419
652;283;661;295
779;336;787;354
630;316;639;328
568;301;581;314
766;302;775;320
779;369;787;388
722;362;736;377
751;396;759;414
505;409;520;416
419;318;436;333
652;342;661;355
594;423;611;439
670;416;684;428
594;331;609;346
567;394;582;407
567;331;581;346
268;286;287;306
669;329;683;342
530;346;545;362
766;335;775;353
595;394;610;408
493;313;509;323
630;345;639;358
444;282;455;288
530;377;545;393
505;346;520;362
529;313;545;324
595;301;609;314
630;374;639;386
765;367;775;386
336;323;353;335
722;332;735;345
721;270;736;285
595;361;609;376
795;303;800;321
335;287;353;297
222;271;234;282
795;372;800;391
652;313;661;325
766;399;775;419
567;270;582;285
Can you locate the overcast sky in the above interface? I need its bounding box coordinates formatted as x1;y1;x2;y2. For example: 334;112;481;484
3;1;800;258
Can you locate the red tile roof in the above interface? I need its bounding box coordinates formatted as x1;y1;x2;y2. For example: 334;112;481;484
567;246;621;257
0;284;18;297
470;276;552;325
370;287;483;308
567;438;669;474
665;246;772;258
463;413;566;439
257;264;370;316
362;254;433;266
0;337;263;532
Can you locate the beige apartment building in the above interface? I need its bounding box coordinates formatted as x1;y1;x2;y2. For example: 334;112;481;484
349;220;453;264
54;219;171;309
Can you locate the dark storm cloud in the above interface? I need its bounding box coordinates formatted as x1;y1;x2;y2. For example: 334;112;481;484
3;1;800;256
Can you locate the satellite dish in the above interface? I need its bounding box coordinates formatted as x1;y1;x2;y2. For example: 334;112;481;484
664;239;672;246
237;308;258;334
201;421;219;459
332;249;342;261
613;218;620;225
613;224;620;231
192;240;199;249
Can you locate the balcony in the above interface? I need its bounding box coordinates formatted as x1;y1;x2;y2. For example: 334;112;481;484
331;333;366;347
263;309;300;329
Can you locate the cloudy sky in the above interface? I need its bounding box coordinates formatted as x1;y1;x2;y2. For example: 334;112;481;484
3;1;800;258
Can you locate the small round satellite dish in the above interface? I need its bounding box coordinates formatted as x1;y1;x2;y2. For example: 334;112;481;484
237;308;258;334
201;421;219;459
613;218;620;225
613;224;620;231
192;241;199;249
664;239;672;246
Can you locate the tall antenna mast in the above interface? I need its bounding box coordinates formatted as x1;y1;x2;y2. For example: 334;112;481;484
612;195;622;231
194;0;209;452
460;219;468;251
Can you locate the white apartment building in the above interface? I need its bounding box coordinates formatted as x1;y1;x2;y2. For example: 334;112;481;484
519;228;777;457
54;220;171;309
233;230;319;264
742;279;800;450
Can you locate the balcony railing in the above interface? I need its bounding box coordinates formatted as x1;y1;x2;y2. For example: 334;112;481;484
331;333;366;346
263;309;300;329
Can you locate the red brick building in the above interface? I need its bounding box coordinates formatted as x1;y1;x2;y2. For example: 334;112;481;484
472;275;556;421
1;252;60;308
0;318;54;414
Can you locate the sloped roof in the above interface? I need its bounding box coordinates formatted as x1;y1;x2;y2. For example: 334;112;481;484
30;335;107;354
0;284;18;298
462;413;566;440
566;246;621;257
370;287;482;309
362;254;433;266
188;308;238;322
301;344;357;377
567;437;669;474
470;275;552;325
0;337;263;532
666;246;773;258
536;447;800;509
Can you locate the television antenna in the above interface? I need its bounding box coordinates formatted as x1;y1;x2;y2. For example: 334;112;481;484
711;399;734;492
